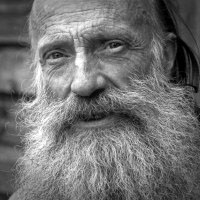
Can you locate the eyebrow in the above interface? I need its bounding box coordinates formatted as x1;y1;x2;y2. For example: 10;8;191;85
84;27;138;42
38;34;72;51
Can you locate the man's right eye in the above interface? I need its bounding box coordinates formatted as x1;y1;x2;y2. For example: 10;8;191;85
42;50;71;66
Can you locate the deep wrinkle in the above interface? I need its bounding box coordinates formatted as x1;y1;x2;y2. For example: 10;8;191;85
30;0;153;44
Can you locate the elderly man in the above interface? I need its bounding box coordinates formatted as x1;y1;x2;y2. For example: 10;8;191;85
10;0;200;199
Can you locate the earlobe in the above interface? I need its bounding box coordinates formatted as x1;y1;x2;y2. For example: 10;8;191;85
164;33;177;72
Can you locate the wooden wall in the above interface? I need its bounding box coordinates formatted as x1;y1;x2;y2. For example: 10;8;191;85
0;0;33;44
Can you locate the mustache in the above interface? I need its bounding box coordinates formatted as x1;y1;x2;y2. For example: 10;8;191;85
44;85;148;129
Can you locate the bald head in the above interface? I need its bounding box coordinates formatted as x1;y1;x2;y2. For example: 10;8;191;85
29;0;155;45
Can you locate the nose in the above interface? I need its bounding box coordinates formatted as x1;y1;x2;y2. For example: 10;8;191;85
71;52;107;97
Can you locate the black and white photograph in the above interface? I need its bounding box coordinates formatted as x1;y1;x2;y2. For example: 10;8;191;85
0;0;200;199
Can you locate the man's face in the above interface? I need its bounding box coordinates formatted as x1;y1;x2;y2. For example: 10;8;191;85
33;0;152;102
17;0;200;200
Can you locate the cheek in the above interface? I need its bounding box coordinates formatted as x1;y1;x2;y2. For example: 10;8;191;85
42;66;73;98
101;52;152;89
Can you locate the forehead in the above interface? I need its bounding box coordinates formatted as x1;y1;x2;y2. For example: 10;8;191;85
31;0;152;44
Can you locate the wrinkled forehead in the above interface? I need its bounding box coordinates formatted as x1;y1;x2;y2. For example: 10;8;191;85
30;0;153;43
32;0;151;17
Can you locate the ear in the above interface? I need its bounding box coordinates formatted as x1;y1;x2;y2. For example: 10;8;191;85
163;33;177;74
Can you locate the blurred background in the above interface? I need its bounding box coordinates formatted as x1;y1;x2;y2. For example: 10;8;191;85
0;0;200;200
0;0;33;199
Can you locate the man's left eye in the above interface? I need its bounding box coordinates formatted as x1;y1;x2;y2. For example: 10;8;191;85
46;51;65;60
104;41;125;53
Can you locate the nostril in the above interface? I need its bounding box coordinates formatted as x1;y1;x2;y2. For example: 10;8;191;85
88;88;105;99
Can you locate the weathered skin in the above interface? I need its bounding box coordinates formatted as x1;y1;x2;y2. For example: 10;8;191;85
31;0;154;99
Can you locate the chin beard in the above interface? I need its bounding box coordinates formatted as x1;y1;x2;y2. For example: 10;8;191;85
16;70;200;200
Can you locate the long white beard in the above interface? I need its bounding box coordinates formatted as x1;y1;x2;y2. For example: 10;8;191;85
16;72;200;200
